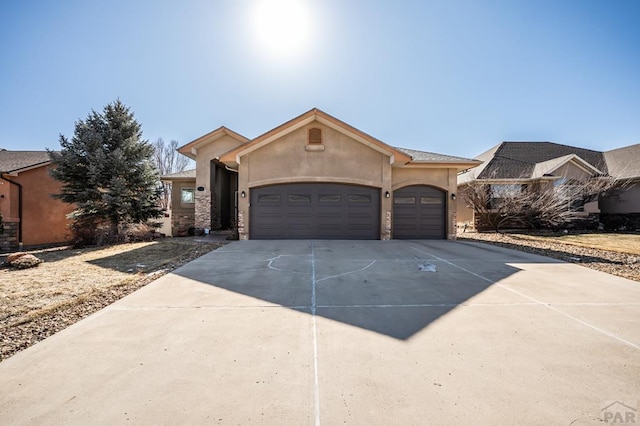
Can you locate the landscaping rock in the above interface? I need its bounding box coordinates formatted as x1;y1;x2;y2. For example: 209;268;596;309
458;232;640;283
9;254;43;269
6;252;28;263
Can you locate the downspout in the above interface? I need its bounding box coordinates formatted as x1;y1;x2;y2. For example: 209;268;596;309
0;174;23;249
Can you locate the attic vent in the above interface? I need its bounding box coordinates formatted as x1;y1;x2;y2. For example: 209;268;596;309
308;128;322;145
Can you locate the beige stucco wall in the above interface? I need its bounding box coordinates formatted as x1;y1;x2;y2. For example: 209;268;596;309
456;197;475;228
551;164;601;214
170;179;196;236
392;167;458;239
192;135;245;232
237;122;396;239
242;124;387;186
234;122;462;240
599;182;640;214
195;135;245;192
554;163;592;181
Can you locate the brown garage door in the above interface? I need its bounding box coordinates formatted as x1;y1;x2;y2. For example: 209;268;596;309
393;185;446;239
250;183;380;239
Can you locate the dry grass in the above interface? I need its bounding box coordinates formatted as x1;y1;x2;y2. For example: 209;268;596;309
512;233;640;256
0;238;222;328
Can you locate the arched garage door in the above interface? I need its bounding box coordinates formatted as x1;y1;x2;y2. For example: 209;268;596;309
393;185;446;239
250;183;380;239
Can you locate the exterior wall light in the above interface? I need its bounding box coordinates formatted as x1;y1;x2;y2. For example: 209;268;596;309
385;191;390;198
241;191;246;198
451;193;456;200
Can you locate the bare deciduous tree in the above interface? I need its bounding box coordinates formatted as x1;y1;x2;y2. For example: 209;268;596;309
152;138;192;210
460;172;624;232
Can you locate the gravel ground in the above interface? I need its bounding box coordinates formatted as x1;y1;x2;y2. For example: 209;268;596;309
458;232;640;282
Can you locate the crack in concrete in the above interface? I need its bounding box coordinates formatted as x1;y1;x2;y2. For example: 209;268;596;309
266;254;312;274
316;260;377;283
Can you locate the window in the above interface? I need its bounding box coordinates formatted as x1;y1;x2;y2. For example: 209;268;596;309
258;194;281;203
319;194;341;203
421;197;442;205
349;194;371;203
554;179;585;212
394;196;416;204
181;188;195;204
288;194;311;203
489;184;522;209
308;128;322;145
490;184;522;198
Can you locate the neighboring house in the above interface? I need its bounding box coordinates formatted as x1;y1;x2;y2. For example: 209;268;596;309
161;169;197;236
0;150;73;251
457;141;640;229
599;144;640;216
162;108;479;240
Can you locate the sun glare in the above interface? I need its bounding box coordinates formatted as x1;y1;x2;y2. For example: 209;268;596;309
251;0;311;58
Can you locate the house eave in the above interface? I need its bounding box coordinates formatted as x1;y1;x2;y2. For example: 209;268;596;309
0;161;51;176
399;160;482;171
178;126;250;160
161;176;196;183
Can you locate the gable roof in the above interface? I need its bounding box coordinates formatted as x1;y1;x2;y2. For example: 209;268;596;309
0;150;52;174
219;108;413;166
178;126;249;160
530;154;605;179
475;142;608;179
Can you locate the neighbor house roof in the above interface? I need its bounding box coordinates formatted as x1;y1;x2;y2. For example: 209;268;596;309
530;154;604;179
473;142;608;180
0;150;51;174
604;143;640;179
161;169;196;181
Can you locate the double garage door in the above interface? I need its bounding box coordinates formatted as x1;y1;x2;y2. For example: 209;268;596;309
251;183;380;239
250;183;445;240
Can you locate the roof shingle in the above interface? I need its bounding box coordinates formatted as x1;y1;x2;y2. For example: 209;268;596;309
0;150;51;173
161;169;196;180
395;147;478;163
476;142;608;179
604;144;640;179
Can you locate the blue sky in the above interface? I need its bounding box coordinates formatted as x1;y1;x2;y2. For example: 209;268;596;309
1;0;639;158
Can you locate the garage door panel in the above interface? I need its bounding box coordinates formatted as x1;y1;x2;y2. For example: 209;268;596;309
251;184;380;239
393;186;446;239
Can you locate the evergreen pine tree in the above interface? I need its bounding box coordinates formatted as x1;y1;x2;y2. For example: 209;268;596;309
49;100;162;240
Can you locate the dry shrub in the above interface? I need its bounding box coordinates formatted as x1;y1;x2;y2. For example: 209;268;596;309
120;223;162;242
71;220;162;247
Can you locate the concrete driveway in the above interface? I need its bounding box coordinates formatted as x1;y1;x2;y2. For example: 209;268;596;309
1;240;639;425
